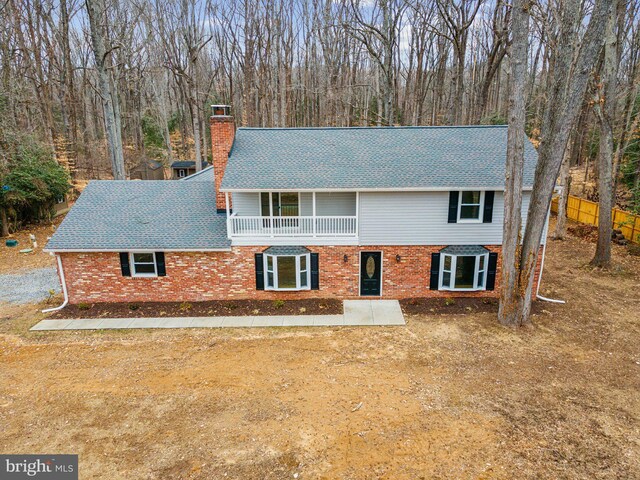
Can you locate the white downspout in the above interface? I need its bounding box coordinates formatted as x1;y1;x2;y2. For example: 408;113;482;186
535;240;566;304
42;254;69;313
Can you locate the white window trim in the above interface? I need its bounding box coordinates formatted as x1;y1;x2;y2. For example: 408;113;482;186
457;191;485;223
178;169;186;178
260;192;300;217
263;253;311;291
439;253;489;291
130;252;158;278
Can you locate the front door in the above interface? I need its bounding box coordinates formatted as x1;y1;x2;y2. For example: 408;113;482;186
360;251;382;296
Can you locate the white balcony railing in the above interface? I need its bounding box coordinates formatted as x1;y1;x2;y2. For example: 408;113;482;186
229;215;357;237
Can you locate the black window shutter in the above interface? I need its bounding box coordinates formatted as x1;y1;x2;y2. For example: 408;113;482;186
429;253;440;290
448;191;459;223
483;191;495;223
155;252;166;276
310;253;319;290
119;252;131;277
255;253;264;290
486;252;498;290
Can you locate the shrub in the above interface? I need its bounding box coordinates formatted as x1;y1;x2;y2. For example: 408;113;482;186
179;301;192;312
0;133;70;235
77;303;91;311
444;298;455;307
272;300;285;309
225;302;238;310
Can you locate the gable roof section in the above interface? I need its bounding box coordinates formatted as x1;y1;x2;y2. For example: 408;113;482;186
45;181;230;252
221;125;538;191
182;165;214;182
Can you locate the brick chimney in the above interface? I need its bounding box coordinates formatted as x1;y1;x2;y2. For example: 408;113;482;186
210;105;235;213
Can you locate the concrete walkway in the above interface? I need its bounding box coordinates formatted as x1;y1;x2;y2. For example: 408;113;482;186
30;300;405;331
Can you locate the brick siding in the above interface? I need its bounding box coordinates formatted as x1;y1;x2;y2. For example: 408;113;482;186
210;116;235;211
59;245;543;304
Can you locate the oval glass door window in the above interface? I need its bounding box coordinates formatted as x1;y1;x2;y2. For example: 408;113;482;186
366;255;376;278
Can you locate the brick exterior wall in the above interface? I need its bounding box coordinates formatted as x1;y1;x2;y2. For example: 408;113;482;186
210;115;235;211
59;245;544;304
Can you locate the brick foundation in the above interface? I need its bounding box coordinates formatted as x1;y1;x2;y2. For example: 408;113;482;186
59;245;544;304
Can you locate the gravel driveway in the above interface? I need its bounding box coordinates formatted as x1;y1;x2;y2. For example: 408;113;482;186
0;267;61;304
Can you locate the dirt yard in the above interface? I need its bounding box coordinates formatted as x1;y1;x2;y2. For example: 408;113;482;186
0;216;63;274
1;220;639;479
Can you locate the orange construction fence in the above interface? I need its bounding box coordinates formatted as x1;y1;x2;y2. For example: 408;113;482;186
551;194;640;244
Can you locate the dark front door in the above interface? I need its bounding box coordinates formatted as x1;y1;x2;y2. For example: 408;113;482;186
360;252;382;296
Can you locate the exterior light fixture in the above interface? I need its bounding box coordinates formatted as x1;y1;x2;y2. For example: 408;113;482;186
396;254;401;263
343;254;348;263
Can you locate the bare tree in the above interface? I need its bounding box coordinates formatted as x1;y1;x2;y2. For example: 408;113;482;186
591;0;622;267
435;0;484;124
498;0;529;326
506;0;613;325
85;0;125;179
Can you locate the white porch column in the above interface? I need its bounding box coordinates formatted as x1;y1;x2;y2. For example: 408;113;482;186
225;192;231;239
312;191;317;237
355;191;360;237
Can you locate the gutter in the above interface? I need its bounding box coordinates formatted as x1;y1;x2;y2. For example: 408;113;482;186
220;187;536;193
43;247;232;254
42;254;69;313
535;240;566;304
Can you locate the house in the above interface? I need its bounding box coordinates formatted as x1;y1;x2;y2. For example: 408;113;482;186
44;105;547;305
170;160;210;179
129;159;165;180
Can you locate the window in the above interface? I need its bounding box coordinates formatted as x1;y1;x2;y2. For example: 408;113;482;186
439;253;489;291
260;192;299;217
458;191;484;222
178;169;186;178
130;252;157;277
264;253;310;290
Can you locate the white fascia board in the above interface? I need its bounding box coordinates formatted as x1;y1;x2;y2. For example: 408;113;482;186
222;187;534;193
44;247;232;253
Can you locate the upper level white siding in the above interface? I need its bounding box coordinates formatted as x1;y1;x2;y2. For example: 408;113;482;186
358;191;538;245
232;192;356;217
230;190;546;246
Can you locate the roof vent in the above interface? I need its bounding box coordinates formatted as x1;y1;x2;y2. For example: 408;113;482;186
211;105;231;117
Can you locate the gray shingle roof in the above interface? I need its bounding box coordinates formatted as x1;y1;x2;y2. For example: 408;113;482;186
182;165;214;182
171;160;209;169
440;245;489;255
45;181;230;251
221;125;538;190
263;246;310;255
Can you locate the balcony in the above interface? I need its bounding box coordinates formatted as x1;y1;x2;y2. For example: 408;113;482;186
229;214;357;238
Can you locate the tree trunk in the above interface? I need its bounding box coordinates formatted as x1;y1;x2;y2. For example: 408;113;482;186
498;0;529;327
516;0;611;323
591;0;619;268
0;207;9;237
85;0;126;180
553;147;572;240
